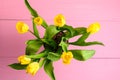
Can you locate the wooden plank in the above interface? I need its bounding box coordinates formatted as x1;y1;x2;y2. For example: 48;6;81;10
1;0;120;80
1;58;120;80
0;20;45;57
0;0;120;21
0;20;120;58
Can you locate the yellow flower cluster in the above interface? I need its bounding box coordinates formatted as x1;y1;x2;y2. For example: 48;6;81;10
16;17;43;34
16;15;100;35
61;51;73;64
11;0;103;79
18;55;39;76
16;15;100;69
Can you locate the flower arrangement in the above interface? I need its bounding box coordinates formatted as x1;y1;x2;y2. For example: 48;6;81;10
9;0;104;80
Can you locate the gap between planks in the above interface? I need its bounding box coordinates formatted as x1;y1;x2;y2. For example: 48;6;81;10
0;19;120;22
0;56;120;59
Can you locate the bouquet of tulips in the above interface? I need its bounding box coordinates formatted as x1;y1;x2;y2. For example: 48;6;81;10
9;0;104;80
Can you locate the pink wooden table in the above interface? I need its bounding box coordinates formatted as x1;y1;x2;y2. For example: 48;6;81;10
1;0;120;80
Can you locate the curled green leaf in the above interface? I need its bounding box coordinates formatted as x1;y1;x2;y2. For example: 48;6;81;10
25;39;43;55
59;37;68;52
65;27;87;38
69;33;90;46
59;25;75;38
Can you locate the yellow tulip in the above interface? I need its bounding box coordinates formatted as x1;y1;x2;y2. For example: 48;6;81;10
16;21;29;34
54;14;66;27
61;51;73;64
87;22;100;34
18;55;31;65
34;17;43;26
26;62;39;76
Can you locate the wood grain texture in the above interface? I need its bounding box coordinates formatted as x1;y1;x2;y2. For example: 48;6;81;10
1;0;120;80
1;58;120;80
0;20;120;58
1;0;120;21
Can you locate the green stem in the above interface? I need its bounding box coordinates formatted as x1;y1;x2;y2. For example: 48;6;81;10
25;0;48;29
26;52;47;59
28;29;40;39
28;29;34;35
42;20;48;29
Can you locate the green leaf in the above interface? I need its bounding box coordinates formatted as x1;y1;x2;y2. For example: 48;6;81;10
74;41;104;46
24;0;38;17
59;25;75;38
32;20;40;38
70;50;95;61
72;27;87;37
39;58;46;68
69;31;104;46
69;33;90;45
65;27;87;38
42;39;57;50
8;63;27;70
44;60;55;80
74;27;87;35
47;52;61;61
26;52;47;59
59;37;68;52
56;46;63;55
42;20;48;29
44;25;60;40
24;0;48;28
26;39;43;55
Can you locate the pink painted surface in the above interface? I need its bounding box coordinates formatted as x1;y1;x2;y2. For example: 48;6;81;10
1;58;120;80
1;0;120;80
1;21;120;58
